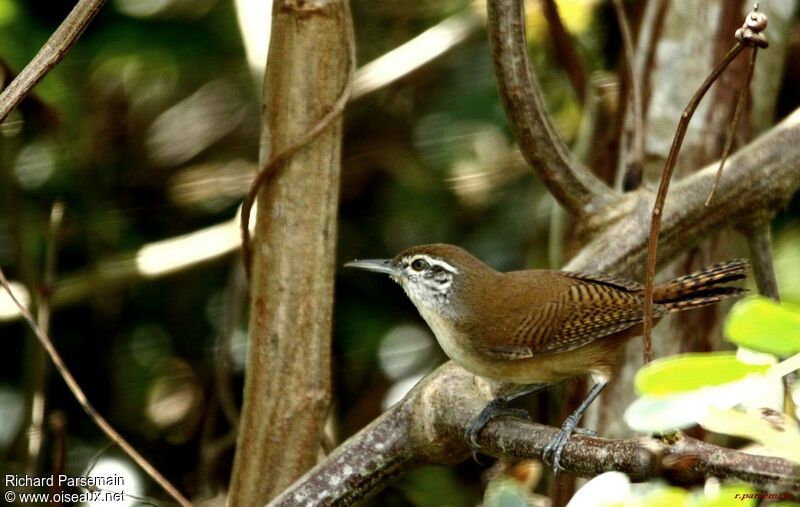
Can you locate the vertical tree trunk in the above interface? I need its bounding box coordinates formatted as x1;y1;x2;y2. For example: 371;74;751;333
228;1;350;504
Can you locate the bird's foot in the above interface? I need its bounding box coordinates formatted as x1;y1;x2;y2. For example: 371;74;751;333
542;415;579;475
465;401;531;462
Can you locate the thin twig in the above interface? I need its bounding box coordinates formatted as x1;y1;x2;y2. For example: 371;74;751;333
240;1;357;278
644;3;769;363
47;411;66;500
26;202;64;473
541;0;587;104
0;0;106;123
706;48;758;206
642;42;745;364
0;269;191;506
613;0;645;191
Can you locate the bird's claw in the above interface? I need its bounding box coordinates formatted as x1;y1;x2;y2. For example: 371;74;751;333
467;426;484;464
542;416;581;475
542;429;569;474
465;404;531;464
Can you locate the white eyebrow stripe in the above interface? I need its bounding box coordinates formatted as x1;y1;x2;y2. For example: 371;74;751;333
407;255;459;274
430;259;458;274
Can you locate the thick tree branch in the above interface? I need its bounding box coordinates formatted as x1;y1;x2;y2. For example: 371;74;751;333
569;106;800;276
487;0;616;215
0;0;106;123
270;364;799;505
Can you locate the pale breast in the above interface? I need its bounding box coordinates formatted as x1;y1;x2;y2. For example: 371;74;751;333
416;306;501;378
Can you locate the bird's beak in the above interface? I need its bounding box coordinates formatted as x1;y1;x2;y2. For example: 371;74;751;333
344;258;400;276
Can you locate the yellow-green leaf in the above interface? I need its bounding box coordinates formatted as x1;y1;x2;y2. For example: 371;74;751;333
640;486;688;507
725;296;800;357
634;352;769;396
696;483;758;507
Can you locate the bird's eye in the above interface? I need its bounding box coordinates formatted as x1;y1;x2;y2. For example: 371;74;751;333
410;259;428;271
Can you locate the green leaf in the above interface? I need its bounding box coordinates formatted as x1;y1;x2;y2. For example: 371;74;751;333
634;352;770;396
640;486;688;507
697;483;758;507
725;296;800;357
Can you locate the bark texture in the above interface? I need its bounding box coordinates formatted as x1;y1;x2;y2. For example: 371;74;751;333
227;1;350;504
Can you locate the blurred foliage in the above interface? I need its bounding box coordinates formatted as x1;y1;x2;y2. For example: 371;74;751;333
0;0;797;505
725;296;800;356
626;297;800;465
568;474;776;507
633;352;770;396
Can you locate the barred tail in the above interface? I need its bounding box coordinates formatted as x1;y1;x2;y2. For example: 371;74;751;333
653;259;749;312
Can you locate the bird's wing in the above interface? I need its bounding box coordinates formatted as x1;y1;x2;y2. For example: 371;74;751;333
561;271;644;292
477;271;651;359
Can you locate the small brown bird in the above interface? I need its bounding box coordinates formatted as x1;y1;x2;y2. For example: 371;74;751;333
346;244;748;471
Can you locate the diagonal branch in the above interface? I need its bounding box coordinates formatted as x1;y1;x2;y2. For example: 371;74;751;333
0;268;191;506
486;0;616;215
0;0;106;123
569;106;800;276
270;364;799;506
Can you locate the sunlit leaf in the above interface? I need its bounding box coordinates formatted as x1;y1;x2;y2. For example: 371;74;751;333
725;296;800;357
634;352;769;396
624;393;709;432
640;486;689;507
697;483;758;507
566;472;628;507
699;407;800;464
625;374;777;433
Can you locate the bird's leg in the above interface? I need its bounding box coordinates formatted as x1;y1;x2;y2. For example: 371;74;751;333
466;383;550;458
542;380;608;474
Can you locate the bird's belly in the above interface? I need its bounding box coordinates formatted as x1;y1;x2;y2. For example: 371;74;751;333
485;337;629;383
421;307;627;384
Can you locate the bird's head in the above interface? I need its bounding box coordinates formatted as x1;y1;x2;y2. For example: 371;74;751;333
345;244;494;316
